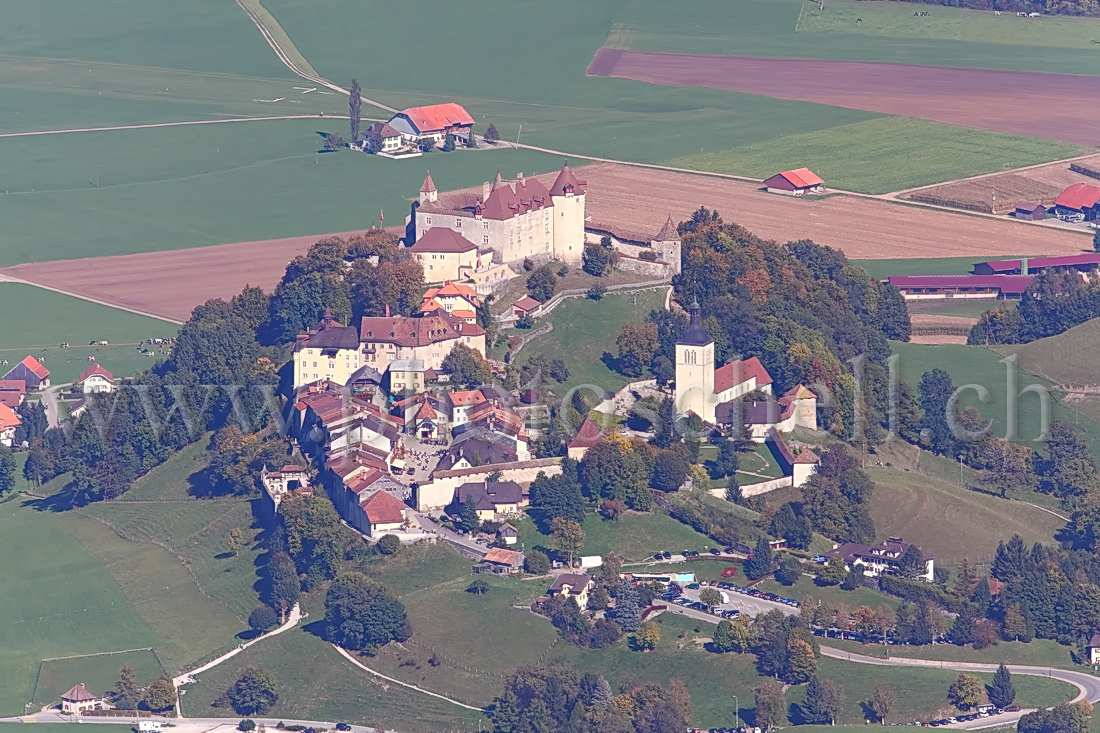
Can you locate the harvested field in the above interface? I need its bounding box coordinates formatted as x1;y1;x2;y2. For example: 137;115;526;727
904;154;1100;212
911;334;969;344
588;49;1100;146
2;164;1089;320
910;314;976;344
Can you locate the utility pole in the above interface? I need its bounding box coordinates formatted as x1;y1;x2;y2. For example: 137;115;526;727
96;164;100;188
517;122;525;145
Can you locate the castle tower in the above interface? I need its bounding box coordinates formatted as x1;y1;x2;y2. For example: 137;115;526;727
650;215;682;276
549;162;586;265
419;171;438;204
675;298;715;422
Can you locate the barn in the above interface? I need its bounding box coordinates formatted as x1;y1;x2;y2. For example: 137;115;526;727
1052;182;1100;222
887;274;1032;301
763;168;824;196
972;253;1100;277
387;103;475;145
1013;201;1047;221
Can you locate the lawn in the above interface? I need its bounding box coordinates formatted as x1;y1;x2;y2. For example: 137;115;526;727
854;255;1022;280
508;289;667;399
511;510;717;563
0;124;569;265
890;340;1100;452
1003;317;1100;424
756;573;900;612
180;621;487;732
909;299;1011;320
119;437;215;500
866;467;1065;567
34;649;165;707
0;283;178;381
665;118;1083;194
0;502;160;715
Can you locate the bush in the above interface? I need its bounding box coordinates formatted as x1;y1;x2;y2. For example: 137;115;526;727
586;285;606;300
639;249;659;262
376;534;401;555
239;721;256;731
516;313;535;329
248;605;278;632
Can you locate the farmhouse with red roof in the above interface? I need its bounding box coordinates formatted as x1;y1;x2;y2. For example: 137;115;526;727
973;253;1100;277
387;103;474;146
4;355;50;390
763;168;825;196
1052;182;1100;222
78;364;115;394
0;380;25;408
0;402;21;447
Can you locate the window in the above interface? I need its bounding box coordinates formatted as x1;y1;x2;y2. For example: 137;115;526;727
426;217;432;225
483;235;489;244
312;361;317;368
483;222;489;230
456;218;462;227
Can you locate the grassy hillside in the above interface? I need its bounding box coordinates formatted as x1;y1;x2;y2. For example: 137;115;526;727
1002;318;1100;424
511;510;717;563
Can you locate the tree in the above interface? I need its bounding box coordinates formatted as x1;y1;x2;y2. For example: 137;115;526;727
324;572;411;652
113;665;141;709
529;470;585;529
267;551;300;620
850;605;877;641
876;604;897;643
226;667;278;715
1018;702;1091;733
919;368;960;456
348;78;361;143
484;122;500;144
615;321;659;377
800;676;844;725
871;683;896;724
775;557;803;586
0;445;15;496
238;721;256;732
1002;603;1032;642
607;581;644;632
376;534;401;556
582;241;617;277
468;578;490;595
818;555;847;585
248;605;278;632
745;535;774;580
897;542;928;580
441;343;491;389
456;494;481;534
14;400;47;446
699;587;723;609
947;672;984;710
753;679;786;731
949;603;977;646
142;676;176;713
785;637;817;683
227;527;244;556
982;440;1036;497
651;450;689;491
442;133;456;152
712;619;737;653
526;267;557;303
841;567;864;591
524;549;551;575
988;663;1016;709
771;503;812;550
550;517;585;566
634;620;660;651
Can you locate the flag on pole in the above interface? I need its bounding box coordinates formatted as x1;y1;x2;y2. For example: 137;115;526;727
379;209;385;223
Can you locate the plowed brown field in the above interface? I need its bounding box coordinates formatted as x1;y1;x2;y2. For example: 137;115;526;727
1;164;1088;321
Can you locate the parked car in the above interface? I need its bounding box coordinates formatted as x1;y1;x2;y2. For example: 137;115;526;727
336;724;352;731
1005;706;1021;713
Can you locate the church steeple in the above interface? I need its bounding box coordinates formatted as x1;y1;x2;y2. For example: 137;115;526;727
678;296;712;347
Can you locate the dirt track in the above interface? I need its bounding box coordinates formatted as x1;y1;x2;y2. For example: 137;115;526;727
588;49;1100;146
2;164;1088;322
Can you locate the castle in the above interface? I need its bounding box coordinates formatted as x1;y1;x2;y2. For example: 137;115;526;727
409;163;587;266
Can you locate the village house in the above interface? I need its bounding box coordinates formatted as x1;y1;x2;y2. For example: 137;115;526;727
0;402;21;447
292;381;402;459
77;364;115;394
512;296;541;319
60;683;105;715
1013;201;1047;221
549;573;594;608
480;547;525;574
0;379;25;408
292;308;363;391
826;536;935;582
260;465;312;513
386;103;475;146
392;391;449;439
497;522;519;545
4;355;50;390
411;163;587;266
420;281;481;323
763;168;824;196
359;310;486;373
362;121;403;153
387;358;435;396
437;431;529;471
455;480;526;520
1088;633;1100;665
409;226;490;283
360;489;411;538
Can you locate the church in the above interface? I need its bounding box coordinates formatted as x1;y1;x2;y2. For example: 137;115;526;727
674;299;817;437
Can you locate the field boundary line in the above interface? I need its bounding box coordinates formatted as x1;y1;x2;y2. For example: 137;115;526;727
0;115;347;139
331;645;487;712
0;272;183;325
885;150;1100;198
30;647;157;704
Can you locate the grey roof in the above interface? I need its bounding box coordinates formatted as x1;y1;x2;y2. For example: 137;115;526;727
437;433;517;470
457;481;524;506
677;299;712;347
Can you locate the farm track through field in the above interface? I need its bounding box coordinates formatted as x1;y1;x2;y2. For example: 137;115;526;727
0;114;348;139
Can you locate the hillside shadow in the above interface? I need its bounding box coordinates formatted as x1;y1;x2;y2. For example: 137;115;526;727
22;484;78;512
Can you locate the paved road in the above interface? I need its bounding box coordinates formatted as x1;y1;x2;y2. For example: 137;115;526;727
7;713;391;733
678;586;798;618
40;382;70;429
416;513;487;557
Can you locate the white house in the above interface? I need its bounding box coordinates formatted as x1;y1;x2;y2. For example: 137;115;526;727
360;490;410;538
0;403;21;447
826;537;935;582
387;103;474;145
78;364;115;394
60;683;105;715
1089;633;1100;665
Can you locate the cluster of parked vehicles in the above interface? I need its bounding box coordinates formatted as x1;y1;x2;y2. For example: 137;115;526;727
652;548;728;560
704;580;801;608
924;706;1018;726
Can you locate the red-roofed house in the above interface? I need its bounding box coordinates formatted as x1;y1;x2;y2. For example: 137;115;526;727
360;490;410;537
512;296;541;318
421;281;481;323
1053;182;1100;222
763;168;824;196
0;402;20;446
387;103;474;145
413;163;586;265
4;356;50;390
60;683;105;715
359;310;486;372
972;253;1100;277
0;379;25;408
567;417;606;459
362;121;404;153
78;364;115;394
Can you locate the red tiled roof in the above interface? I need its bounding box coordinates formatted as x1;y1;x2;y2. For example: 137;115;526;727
396;103;474;133
793;448;820;465
513;296;541;311
772;168;824;188
888;275;1033;295
569;417;606;449
484;547;523;565
420;171;437;193
654;215;678;242
449;389;488;407
359;311;485;348
61;684;99;702
714;357;772;394
479;176;553;221
361;489;408;524
78;364;114;383
0;403;21;430
549;163;587;197
415;401;437;420
978;253;1100;273
433;281;479;299
366;121;402;139
18;355;49;379
411;228;478;254
1054;182;1100;211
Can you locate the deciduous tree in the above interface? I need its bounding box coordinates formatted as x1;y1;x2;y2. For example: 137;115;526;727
142;677;176;713
634;620;660;651
324;572;411;652
550;517;585;566
226;667;278;715
871;683;896;724
753;679;786;731
947;672;984;710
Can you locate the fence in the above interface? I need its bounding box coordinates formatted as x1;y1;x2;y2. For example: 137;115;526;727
498;280;672;325
1070;163;1100;181
508;323;553;359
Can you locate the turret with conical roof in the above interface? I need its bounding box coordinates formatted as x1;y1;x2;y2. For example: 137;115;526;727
550;162;586;197
650;214;682;276
654;215;679;243
419;171;438;204
550;161;587;265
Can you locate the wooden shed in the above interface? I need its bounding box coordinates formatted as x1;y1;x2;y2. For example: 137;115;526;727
1014;201;1047;221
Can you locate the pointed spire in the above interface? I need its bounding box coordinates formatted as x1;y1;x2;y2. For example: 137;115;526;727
550;161;584;196
420;171;437;193
491;168;503;192
654;214;679;242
